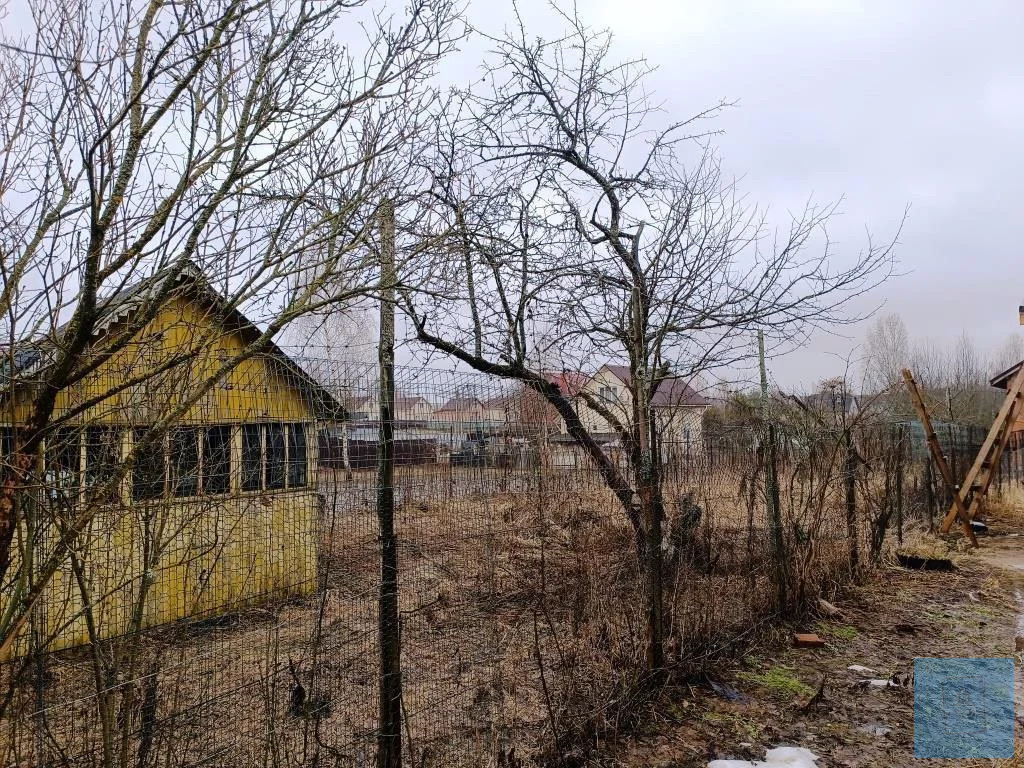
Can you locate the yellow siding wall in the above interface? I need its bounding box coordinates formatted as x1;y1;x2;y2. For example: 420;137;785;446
2;293;322;658
22;492;319;655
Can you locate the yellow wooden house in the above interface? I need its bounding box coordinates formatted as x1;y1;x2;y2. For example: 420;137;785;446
0;265;342;656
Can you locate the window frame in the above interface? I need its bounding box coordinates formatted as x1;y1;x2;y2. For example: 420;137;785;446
237;422;311;494
132;427;167;502
202;425;232;496
240;423;263;493
169;426;201;499
84;425;123;499
46;426;84;502
265;422;287;491
287;423;308;489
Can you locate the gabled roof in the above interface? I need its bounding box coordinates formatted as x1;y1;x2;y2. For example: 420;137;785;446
3;263;345;420
436;396;485;412
542;370;587;396
598;364;709;407
482;393;515;409
991;360;1023;390
395;395;430;408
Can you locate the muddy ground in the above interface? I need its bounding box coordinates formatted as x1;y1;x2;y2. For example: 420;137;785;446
604;518;1024;767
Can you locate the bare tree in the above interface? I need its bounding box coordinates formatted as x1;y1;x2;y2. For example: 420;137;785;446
992;332;1024;376
406;6;897;671
862;312;910;393
0;0;460;670
907;338;948;393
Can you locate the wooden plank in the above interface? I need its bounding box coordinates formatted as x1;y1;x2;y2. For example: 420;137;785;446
953;367;1024;501
902;370;977;545
939;366;1024;533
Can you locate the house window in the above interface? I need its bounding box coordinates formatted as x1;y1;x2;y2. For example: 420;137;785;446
239;423;309;493
132;428;165;501
599;386;618;404
287;423;307;489
241;424;262;492
47;427;82;498
169;427;200;498
86;426;121;491
203;426;231;495
265;423;287;490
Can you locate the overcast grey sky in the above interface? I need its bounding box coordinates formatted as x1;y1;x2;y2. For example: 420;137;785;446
456;0;1023;390
6;0;1020;391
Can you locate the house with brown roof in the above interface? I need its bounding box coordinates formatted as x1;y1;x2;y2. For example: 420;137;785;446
574;364;709;454
434;396;506;426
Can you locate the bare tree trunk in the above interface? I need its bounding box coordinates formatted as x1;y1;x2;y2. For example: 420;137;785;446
342;421;353;482
376;199;402;768
843;429;859;575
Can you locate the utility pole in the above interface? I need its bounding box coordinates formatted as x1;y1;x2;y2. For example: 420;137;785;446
758;332;786;612
376;199;401;768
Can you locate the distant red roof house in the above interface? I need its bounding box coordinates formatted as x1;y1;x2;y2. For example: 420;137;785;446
542;370;588;397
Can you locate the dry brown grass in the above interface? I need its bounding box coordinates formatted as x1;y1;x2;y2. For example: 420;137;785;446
0;463;872;767
989;485;1024;528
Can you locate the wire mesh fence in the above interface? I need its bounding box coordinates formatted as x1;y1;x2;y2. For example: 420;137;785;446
0;356;1002;767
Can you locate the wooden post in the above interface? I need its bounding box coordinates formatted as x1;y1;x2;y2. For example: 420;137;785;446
376;199;402;768
895;424;905;546
938;366;1024;533
758;332;786;611
925;457;936;532
901;370;977;545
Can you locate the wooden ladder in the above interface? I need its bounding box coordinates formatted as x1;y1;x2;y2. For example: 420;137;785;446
902;369;977;545
938;365;1024;534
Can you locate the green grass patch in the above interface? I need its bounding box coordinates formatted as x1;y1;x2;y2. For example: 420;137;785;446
814;621;858;641
737;665;813;699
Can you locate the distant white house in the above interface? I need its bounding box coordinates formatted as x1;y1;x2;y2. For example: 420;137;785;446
343;393;434;422
571;364;710;455
433;396;507;426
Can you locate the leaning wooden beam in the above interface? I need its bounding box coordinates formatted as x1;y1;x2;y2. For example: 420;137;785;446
939;365;1024;534
901;369;977;546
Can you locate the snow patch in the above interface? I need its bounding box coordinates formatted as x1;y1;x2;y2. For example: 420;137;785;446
707;745;820;767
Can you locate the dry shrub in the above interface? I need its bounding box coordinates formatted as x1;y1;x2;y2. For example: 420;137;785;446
989;485;1024;527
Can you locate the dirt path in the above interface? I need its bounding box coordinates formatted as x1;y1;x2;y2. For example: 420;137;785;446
604;526;1024;767
977;532;1024;723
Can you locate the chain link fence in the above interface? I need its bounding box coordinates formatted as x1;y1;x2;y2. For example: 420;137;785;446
0;358;998;767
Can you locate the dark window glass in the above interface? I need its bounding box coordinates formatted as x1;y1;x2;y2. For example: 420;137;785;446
266;423;286;490
203;426;231;495
170;427;200;498
86;426;121;490
132;428;165;501
47;427;82;498
287;423;307;488
241;424;262;492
